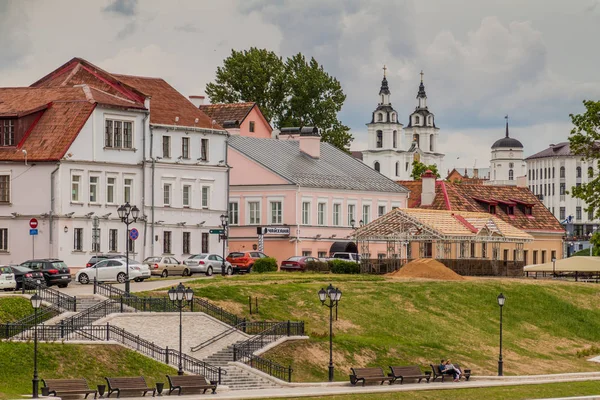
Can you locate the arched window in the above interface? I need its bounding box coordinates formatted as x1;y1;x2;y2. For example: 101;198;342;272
405;162;409;171
552;167;555;178
392;130;397;148
395;162;400;176
413;134;420;147
560;166;565;178
374;162;380;172
509;169;514;180
589;167;594;178
391;113;396;122
414;115;420;125
576;166;582;178
376;130;383;148
544;168;547;179
429;134;434;151
381;95;384;104
528;170;531;180
377;113;383;122
427;115;433;126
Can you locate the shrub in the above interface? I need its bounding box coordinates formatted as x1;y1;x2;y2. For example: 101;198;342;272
328;259;360;274
253;257;278;273
305;260;330;272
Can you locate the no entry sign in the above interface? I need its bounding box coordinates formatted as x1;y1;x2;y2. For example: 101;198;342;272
29;218;38;229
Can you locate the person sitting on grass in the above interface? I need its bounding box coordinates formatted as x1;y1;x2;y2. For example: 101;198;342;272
440;359;462;382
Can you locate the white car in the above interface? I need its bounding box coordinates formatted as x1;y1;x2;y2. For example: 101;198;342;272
0;266;17;291
75;258;150;284
184;253;233;276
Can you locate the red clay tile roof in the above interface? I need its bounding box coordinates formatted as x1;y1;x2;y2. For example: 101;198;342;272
406;181;564;232
113;74;219;129
199;103;255;126
397;180;423;208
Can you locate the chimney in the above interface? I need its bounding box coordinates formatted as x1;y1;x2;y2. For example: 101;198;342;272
297;127;321;158
473;168;479;178
189;95;205;108
421;170;436;206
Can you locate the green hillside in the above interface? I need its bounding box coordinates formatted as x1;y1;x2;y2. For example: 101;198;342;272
174;273;600;382
0;296;36;323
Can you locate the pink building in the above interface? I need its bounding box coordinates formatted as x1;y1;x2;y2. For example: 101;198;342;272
199;102;272;139
227;128;409;263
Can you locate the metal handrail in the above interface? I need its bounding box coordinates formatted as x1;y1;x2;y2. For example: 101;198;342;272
23;281;77;311
191;321;248;352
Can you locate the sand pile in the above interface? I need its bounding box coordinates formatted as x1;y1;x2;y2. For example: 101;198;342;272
387;258;465;281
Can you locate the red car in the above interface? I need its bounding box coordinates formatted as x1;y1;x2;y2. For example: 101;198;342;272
280;256;321;272
226;251;268;273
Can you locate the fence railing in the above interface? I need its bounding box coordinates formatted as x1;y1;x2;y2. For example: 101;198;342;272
2;323;224;384
22;282;77;311
232;321;304;382
190;321;288;353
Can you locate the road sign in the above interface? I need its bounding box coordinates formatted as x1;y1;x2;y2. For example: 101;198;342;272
257;226;290;235
29;229;38;236
209;229;224;234
129;228;139;241
29;218;38;229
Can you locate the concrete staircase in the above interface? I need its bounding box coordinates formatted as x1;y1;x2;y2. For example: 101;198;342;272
75;296;105;311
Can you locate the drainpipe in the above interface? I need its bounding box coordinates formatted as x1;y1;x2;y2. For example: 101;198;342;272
150;125;155;256
295;184;300;256
49;163;60;258
141;111;149;258
225;133;230;257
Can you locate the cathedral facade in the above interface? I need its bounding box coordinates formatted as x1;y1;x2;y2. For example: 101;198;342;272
361;70;444;181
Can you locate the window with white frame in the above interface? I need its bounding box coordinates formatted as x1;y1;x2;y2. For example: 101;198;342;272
162;136;171;158
229;202;239;225
106;177;115;204
200;138;209;161
182;185;191;207
302;250;312;256
74;228;83;251
163;231;172;254
333;203;341;226
181;137;190;159
318;251;327;258
378;205;386;217
248;201;260;224
109;229;118;252
124;178;133;203
201;186;210;208
1;120;15;146
71;175;81;202
302;202;311;225
183;232;191;254
163;183;172;206
128;236;135;253
347;204;356;226
0;228;7;251
0;175;10;203
89;176;99;203
318;202;326;225
270;201;282;224
105;119;133;149
362;204;370;224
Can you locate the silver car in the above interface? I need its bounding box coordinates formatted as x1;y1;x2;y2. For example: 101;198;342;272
184;253;233;276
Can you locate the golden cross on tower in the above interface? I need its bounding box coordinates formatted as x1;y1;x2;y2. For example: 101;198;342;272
383;64;387;77
420;70;424;83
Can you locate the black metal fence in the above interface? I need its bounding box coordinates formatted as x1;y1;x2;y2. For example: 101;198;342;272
22;282;77;311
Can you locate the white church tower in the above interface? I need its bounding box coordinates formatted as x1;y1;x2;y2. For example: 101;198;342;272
362;69;444;181
488;116;527;185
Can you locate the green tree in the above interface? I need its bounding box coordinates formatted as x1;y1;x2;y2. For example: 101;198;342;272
206;49;352;150
410;160;441;180
568;100;600;218
205;48;285;123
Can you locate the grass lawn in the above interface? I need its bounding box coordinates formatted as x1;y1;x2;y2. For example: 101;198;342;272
261;381;600;400
148;273;600;382
0;342;177;399
0;296;35;323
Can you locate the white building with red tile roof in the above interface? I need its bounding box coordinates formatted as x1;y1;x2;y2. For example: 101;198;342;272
0;58;229;270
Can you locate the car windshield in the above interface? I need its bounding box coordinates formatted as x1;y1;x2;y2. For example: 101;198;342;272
228;252;245;258
287;256;302;261
51;261;68;269
190;254;208;259
0;266;11;274
144;257;161;263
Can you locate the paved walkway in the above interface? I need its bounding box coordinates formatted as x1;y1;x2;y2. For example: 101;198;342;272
114;372;600;400
56;276;205;296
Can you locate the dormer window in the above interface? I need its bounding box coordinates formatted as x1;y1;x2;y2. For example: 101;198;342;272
524;206;533;216
105;119;133;149
427;115;432;126
377;113;383;122
391;113;396;122
1;119;15;147
489;204;496;214
414;115;420;125
507;205;515;215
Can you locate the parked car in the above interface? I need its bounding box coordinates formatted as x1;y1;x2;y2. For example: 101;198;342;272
329;252;361;263
8;265;45;289
184;254;233;276
85;254;128;268
226;251;268;273
75;258;150;284
20;259;71;288
0;266;17;291
280;256;322;272
143;256;190;277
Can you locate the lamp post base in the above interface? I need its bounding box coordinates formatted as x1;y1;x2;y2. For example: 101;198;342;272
32;376;39;399
498;359;503;376
178;367;184;376
125;279;130;294
328;364;334;382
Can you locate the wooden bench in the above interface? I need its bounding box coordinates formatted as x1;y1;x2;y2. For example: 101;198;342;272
166;374;217;395
42;378;98;398
105;376;155;398
430;364;471;382
388;365;430;384
349;367;394;386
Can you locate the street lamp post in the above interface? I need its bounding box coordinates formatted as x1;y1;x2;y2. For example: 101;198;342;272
318;283;342;382
168;283;194;376
117;202;139;294
497;293;506;376
220;214;229;276
30;293;42;398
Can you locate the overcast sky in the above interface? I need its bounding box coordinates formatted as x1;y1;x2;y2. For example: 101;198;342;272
2;0;599;173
